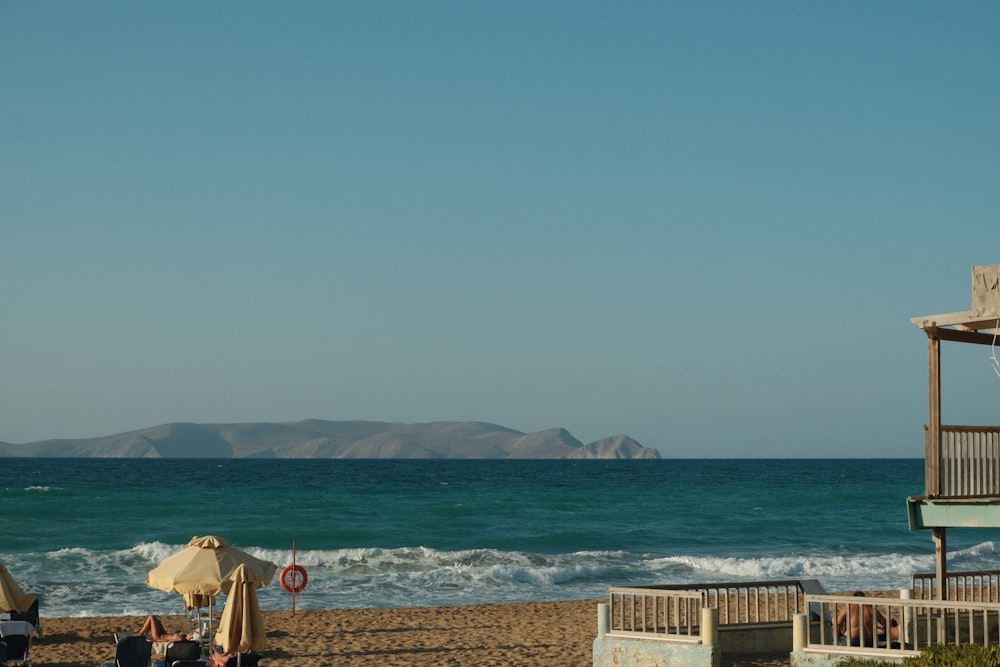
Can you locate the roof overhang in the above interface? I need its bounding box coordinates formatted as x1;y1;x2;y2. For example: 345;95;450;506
911;311;1000;345
912;265;1000;343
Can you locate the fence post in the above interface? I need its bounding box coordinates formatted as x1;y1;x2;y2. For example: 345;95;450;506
793;614;807;651
597;603;610;638
701;607;718;647
900;588;911;645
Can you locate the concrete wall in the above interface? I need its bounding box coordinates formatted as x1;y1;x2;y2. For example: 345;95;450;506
593;636;720;667
717;623;792;653
790;651;905;667
593;603;722;667
592;624;791;667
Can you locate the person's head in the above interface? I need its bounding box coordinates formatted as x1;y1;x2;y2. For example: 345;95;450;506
853;591;865;597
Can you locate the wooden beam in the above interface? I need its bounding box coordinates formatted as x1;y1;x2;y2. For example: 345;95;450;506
925;327;999;346
912;310;1000;331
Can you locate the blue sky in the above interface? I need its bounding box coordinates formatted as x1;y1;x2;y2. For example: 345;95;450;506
2;2;998;456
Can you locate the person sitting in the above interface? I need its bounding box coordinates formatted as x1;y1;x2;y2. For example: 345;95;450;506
136;614;190;642
835;591;898;647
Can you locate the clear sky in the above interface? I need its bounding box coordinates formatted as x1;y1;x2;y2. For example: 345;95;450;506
2;2;998;457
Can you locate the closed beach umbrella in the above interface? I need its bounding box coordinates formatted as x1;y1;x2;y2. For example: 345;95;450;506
216;564;266;656
0;561;36;613
147;535;277;596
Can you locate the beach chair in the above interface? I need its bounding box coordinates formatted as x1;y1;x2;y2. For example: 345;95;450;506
113;635;152;667
8;600;40;638
155;640;201;667
0;621;32;667
0;636;28;667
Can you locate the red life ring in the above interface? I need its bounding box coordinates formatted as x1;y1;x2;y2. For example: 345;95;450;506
280;564;308;593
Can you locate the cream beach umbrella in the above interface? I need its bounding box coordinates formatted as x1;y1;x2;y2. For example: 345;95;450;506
147;535;277;596
216;563;266;660
0;561;36;613
147;535;276;641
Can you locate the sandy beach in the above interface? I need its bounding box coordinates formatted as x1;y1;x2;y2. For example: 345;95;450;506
25;600;790;667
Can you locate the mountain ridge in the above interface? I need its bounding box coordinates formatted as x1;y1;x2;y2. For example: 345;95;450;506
0;419;661;459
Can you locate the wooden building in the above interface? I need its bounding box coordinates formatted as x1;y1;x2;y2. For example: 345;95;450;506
909;264;1000;599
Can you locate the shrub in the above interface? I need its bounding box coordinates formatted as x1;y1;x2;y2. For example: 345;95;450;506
839;644;1000;667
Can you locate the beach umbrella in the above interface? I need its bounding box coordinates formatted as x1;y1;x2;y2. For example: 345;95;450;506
147;535;276;643
147;535;277;596
0;561;36;614
216;563;265;662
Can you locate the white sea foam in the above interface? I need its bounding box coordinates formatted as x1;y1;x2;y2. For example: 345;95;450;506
8;541;1000;618
645;550;953;592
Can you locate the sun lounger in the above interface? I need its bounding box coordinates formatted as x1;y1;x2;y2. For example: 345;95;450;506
155;640;201;667
112;635;152;667
0;621;32;667
7;601;40;639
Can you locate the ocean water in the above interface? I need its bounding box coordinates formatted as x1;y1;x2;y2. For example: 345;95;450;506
2;458;999;618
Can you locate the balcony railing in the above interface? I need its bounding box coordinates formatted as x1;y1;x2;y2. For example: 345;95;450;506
926;425;1000;498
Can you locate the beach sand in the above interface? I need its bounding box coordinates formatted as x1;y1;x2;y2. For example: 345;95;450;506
27;600;791;667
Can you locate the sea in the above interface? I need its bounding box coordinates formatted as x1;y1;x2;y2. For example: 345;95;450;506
3;458;1000;619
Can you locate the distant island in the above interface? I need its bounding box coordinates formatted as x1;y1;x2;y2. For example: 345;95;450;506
0;419;661;459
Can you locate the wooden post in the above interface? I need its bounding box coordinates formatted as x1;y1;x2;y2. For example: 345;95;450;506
927;333;941;497
933;527;947;601
927;331;948;602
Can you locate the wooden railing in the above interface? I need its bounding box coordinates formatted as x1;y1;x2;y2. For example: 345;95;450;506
912;570;1000;602
608;580;814;641
926;425;1000;498
804;593;1000;658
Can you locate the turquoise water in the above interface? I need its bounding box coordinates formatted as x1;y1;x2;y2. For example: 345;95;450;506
1;458;997;618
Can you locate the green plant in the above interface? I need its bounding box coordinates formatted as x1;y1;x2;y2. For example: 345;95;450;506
837;644;1000;667
838;657;901;667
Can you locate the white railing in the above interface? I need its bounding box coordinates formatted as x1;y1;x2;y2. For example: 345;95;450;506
609;587;703;641
803;593;1000;659
608;580;813;641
